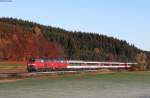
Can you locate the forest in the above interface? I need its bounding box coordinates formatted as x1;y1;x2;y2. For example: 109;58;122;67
0;17;149;70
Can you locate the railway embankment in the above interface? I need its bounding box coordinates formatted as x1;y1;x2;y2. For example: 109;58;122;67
0;69;113;83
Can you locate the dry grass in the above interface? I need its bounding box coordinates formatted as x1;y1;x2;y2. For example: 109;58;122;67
0;61;27;73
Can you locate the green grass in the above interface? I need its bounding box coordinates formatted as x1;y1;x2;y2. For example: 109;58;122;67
18;71;150;84
1;71;150;98
0;62;25;68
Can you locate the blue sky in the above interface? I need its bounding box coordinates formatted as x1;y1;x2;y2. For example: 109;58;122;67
0;0;150;51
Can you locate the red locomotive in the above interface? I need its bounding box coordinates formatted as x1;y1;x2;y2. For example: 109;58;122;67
27;58;137;72
27;58;68;72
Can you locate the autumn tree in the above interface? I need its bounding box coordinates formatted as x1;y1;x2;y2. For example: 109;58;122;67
135;52;147;71
1;17;149;64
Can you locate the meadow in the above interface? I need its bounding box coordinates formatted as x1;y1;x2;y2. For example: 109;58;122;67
0;61;26;73
0;72;150;98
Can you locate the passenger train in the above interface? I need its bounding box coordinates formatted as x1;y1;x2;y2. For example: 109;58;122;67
27;58;137;72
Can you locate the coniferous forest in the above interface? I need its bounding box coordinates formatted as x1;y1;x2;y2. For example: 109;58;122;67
0;17;149;69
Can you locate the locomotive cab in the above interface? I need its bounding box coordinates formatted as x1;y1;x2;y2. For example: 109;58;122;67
27;58;68;72
27;58;44;72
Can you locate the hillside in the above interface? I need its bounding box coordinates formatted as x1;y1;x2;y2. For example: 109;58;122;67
0;17;148;63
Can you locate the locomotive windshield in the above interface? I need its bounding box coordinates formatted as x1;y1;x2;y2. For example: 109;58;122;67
29;58;44;62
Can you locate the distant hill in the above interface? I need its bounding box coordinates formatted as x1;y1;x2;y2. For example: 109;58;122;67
0;17;149;64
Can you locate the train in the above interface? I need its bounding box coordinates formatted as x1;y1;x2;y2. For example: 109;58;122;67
27;58;137;72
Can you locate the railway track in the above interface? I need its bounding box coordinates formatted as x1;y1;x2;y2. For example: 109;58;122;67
0;70;99;79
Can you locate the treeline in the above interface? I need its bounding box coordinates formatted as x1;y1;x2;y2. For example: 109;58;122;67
0;17;149;64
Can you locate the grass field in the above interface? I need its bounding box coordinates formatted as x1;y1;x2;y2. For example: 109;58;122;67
0;61;26;73
0;71;150;98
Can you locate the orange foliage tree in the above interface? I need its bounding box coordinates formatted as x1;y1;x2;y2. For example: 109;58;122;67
0;23;64;61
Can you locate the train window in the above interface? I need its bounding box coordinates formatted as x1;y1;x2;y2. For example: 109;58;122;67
44;58;64;62
29;58;35;62
29;58;44;62
44;58;57;62
57;58;64;60
70;63;80;66
29;58;65;62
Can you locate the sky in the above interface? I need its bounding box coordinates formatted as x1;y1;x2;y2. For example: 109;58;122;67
0;0;150;51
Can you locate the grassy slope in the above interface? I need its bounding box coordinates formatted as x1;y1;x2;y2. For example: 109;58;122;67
2;71;150;83
0;62;26;73
1;71;150;88
1;72;150;98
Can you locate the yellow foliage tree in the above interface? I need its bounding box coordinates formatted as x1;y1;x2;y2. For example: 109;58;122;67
34;26;41;36
135;52;147;71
